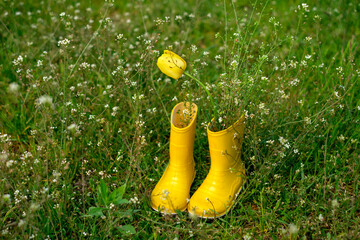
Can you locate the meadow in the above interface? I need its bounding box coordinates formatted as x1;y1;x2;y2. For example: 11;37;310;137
1;0;359;239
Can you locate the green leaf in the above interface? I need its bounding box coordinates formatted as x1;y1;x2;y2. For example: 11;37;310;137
115;209;133;220
2;206;16;224
117;225;136;235
84;207;106;217
109;184;126;204
97;179;109;206
114;198;130;205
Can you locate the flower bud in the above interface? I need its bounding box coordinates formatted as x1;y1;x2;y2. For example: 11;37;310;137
157;50;186;79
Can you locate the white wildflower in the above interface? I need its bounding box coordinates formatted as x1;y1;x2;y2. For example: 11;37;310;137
38;95;53;105
288;223;299;235
36;60;43;67
161;189;170;200
12;55;23;66
79;62;90;70
230;60;238;69
67;123;77;132
30;203;40;212
190;45;197;53
18;219;26;228
6;160;14;167
331;199;339;208
8;82;20;93
58;38;70;47
2;194;11;203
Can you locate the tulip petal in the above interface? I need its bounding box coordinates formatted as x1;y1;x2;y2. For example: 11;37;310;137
157;50;187;79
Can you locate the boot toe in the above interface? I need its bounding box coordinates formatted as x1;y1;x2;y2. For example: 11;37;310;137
188;188;230;218
151;165;194;214
151;185;189;214
188;174;245;218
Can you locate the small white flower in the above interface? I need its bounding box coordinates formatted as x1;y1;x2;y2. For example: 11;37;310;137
288;223;299;235
79;62;90;70
2;194;11;203
30;203;40;212
67;123;77;131
130;196;140;204
331;199;339;208
18;219;26;228
183;109;190;115
52;170;61;178
58;38;70;47
243;233;252;240
2;228;9;235
12;55;23;66
279;136;290;148
6;160;14;167
38;95;53;105
318;213;324;221
116;33;123;40
8;82;20;93
161;189;170;200
0;153;7;162
230;60;239;68
36;59;43;67
190;45;197;53
338;135;345;141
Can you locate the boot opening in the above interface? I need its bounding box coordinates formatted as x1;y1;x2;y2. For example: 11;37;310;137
172;102;198;128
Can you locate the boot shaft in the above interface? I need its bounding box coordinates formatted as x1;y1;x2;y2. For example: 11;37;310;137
169;102;198;166
207;116;245;171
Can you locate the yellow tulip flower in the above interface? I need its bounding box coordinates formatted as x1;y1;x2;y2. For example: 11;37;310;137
157;50;187;79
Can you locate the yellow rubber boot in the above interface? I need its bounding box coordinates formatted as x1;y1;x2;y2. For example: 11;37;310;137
151;102;198;214
188;116;246;218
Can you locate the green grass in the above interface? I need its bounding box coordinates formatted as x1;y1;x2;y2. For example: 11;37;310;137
1;0;359;239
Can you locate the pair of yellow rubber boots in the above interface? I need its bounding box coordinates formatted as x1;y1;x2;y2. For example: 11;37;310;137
151;102;246;218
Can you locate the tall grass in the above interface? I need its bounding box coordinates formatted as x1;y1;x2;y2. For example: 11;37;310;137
1;0;359;238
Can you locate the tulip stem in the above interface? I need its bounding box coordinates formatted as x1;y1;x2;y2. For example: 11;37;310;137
184;72;220;130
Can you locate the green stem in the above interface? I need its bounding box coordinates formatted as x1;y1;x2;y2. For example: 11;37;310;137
183;72;219;129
